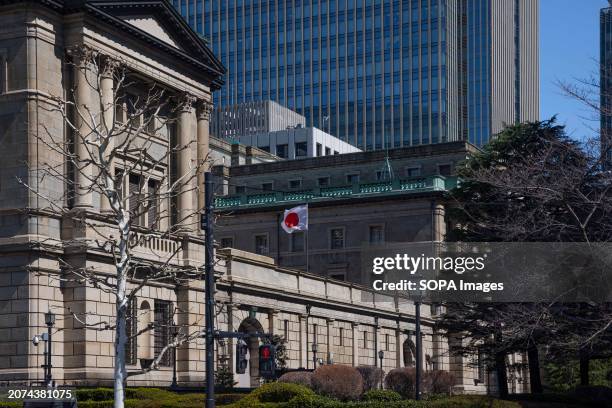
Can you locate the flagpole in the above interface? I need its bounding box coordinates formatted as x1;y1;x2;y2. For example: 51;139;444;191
305;228;309;273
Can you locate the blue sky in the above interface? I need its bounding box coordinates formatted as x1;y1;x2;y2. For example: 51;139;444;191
540;0;608;140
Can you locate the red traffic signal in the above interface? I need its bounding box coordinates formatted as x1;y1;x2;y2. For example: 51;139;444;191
260;344;272;360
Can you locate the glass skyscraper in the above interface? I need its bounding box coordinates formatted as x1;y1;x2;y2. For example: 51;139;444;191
175;0;538;149
601;3;612;164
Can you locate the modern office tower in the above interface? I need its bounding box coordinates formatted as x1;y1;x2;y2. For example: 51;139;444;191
211;101;360;158
601;2;612;165
175;0;539;149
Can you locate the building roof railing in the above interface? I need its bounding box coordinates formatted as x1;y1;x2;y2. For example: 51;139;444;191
215;175;458;210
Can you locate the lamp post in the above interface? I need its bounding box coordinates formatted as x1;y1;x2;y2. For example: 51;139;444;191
171;326;178;389
311;343;318;369
378;350;384;389
414;300;422;401
33;311;55;387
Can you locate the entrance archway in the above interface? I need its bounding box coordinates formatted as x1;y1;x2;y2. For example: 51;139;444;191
237;317;265;388
403;338;416;367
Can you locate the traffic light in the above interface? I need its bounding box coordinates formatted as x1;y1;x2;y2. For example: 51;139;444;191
259;344;276;379
236;339;249;374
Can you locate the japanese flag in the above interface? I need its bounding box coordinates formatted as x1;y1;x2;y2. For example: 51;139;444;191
281;205;308;233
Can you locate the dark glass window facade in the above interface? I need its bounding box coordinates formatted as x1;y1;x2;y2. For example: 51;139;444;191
175;0;538;149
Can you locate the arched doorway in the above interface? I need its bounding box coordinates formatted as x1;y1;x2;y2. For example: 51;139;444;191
403;338;416;367
237;317;265;388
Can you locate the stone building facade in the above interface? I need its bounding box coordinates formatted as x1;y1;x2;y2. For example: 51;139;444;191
0;0;529;396
213;142;476;282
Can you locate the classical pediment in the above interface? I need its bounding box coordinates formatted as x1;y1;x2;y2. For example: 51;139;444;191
120;15;184;50
53;0;225;89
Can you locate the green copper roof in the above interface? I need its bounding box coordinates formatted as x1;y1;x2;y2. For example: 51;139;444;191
215;175;457;210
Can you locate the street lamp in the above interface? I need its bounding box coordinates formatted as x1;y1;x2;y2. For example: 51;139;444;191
311;343;318;368
413;291;423;401
378;350;384;389
33;311;55;387
171;326;179;389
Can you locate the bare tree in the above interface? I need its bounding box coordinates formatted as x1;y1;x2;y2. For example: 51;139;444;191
18;45;213;407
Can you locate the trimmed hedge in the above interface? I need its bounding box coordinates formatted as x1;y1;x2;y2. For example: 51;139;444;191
312;365;363;401
75;387;245;408
362;389;402;402
278;371;314;388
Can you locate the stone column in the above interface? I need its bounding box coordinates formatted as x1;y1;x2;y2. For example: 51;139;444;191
176;93;197;231
351;322;359;367
71;48;94;208
268;309;279;335
100;57;118;214
326;318;334;364
299;314;308;369
196;100;213;214
396;327;402;368
431;201;446;242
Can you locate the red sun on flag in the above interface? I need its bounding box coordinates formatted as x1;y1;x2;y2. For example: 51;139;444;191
284;212;300;228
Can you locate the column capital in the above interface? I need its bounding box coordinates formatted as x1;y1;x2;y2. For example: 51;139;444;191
351;322;360;328
66;45;97;67
326;318;335;324
178;93;197;113
197;100;214;121
101;56;121;79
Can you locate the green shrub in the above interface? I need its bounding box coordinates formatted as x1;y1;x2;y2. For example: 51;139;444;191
356;366;385;392
217;393;247;405
76;388;115;401
312;365;364;401
0;402;22;408
278;371;314;388
253;382;316;403
384;368;416;399
362;389;402;402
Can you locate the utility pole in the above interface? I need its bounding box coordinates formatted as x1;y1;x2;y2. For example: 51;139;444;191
415;301;421;401
204;172;216;408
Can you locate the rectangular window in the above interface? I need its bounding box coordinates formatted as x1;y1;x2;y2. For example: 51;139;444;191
477;348;485;382
339;327;344;346
125;297;137;365
261;182;273;191
363;331;368;347
385;333;390;351
129;174;144;226
313;324;318;344
330;228;345;249
289;179;302;189
318;177;330;187
236;185;246;194
334;151;339;155
369;225;384;244
295;142;308;157
284;320;289;340
254;234;268;254
147;179;159;229
220;237;234;248
438;164;452;176
291;231;305;252
346;174;360;184
406;167;421;177
325;147;331;156
154;300;173;367
316;143;323;157
276;144;289;158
